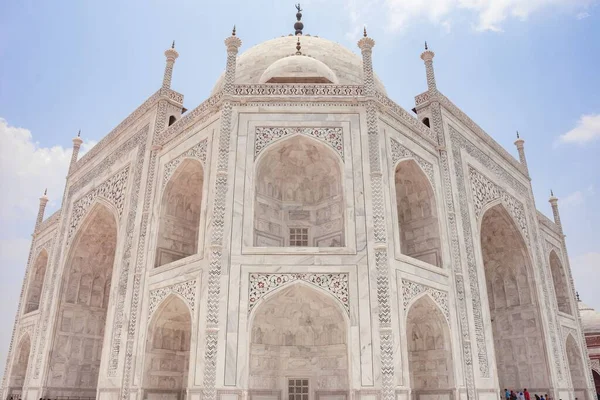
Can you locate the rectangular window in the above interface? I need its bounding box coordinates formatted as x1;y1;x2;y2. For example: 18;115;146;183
288;378;309;400
289;228;309;247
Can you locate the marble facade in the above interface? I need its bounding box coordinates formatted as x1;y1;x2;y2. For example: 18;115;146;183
2;20;595;400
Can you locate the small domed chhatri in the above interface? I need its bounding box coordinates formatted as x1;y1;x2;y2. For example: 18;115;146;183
2;6;597;400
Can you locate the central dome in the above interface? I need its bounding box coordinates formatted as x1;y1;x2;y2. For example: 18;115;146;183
211;35;386;94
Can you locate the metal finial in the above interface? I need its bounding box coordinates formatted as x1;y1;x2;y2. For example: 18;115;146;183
296;37;302;55
425;41;428;50
232;25;236;36
171;40;175;49
551;189;554;197
44;188;47;196
294;4;304;35
576;292;580;301
77;129;81;137
516;131;519;138
363;26;367;37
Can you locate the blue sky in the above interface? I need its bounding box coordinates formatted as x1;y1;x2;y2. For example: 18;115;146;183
0;0;599;380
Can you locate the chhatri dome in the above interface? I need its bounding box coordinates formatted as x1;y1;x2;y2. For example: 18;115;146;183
3;4;598;400
579;298;600;334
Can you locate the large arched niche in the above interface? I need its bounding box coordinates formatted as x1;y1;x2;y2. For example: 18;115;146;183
406;295;454;394
592;369;600;398
48;203;117;396
143;295;191;400
249;284;349;399
565;335;586;391
254;135;344;248
9;334;31;392
24;249;49;313
480;204;550;390
394;160;442;267
156;159;204;267
549;250;572;315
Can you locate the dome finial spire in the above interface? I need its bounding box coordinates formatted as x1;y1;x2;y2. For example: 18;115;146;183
363;26;368;37
294;4;304;36
232;25;236;36
296;37;302;55
425;41;428;50
171;40;175;49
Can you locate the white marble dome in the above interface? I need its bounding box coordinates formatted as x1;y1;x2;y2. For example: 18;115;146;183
578;301;600;334
211;35;386;94
259;54;339;84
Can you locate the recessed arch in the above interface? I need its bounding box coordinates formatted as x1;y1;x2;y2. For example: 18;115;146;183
156;158;204;267
9;334;31;394
565;334;586;390
24;249;49;313
48;203;117;397
143;295;191;399
254;135;344;247
480;203;550;390
592;369;600;397
394;159;442;267
549;250;572;315
248;284;350;398
406;295;454;395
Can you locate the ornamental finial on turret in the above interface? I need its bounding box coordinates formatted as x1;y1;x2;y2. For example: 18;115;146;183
172;40;175;49
364;26;368;37
576;292;580;302
77;129;81;137
43;188;47;196
516;131;519;139
425;41;428;50
232;25;236;36
296;37;302;55
294;4;304;36
551;189;554;197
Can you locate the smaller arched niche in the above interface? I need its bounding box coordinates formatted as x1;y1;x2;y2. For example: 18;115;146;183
10;335;31;390
249;284;349;396
395;160;442;267
549;251;572;315
406;296;454;393
143;296;191;399
156;159;204;267
254;135;344;247
25;250;49;313
566;335;586;390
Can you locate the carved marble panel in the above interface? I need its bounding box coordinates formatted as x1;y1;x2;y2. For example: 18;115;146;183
248;273;349;315
148;280;197;319
255;127;344;161
162;139;208;189
390;139;434;184
401;280;449;321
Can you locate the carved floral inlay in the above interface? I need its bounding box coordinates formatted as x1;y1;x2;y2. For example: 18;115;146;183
468;166;528;240
162;139;208;189
67;166;130;245
255;127;344;161
390;138;434;184
249;273;349;314
402;279;449;320
148;279;197;319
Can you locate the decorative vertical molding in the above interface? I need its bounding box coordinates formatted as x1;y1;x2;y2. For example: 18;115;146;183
358;33;395;400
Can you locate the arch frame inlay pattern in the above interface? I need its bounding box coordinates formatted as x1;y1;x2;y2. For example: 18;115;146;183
248;273;349;315
401;279;449;321
66;166;130;245
448;124;563;381
390;138;434;184
148;279;197;319
161;138;208;189
590;359;600;375
254;127;344;161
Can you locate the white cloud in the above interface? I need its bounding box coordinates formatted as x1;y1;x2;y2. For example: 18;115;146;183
576;11;591;19
570;252;600;311
557;114;600;145
560;190;585;207
340;0;594;34
0;118;95;220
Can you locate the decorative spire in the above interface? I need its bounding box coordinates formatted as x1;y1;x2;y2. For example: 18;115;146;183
35;188;50;231
551;189;554;197
296;37;302;55
363;26;367;37
77;129;81;137
162;41;179;89
294;4;304;36
425;41;428;50
172;40;175;49
420;41;437;92
576;291;581;302
44;188;47;196
516;130;519;139
232;25;236;36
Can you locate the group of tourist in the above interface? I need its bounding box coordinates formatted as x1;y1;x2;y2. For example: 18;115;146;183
505;389;552;400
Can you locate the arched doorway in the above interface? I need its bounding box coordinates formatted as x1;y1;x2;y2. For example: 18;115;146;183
566;335;586;392
143;295;192;400
394;159;442;267
549;251;572;315
592;369;600;400
248;284;349;400
25;250;48;313
156;159;204;267
9;334;31;398
406;295;454;397
254;135;344;247
47;204;117;397
480;204;550;390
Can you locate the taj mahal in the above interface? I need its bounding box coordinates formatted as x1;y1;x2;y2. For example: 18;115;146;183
2;7;599;400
